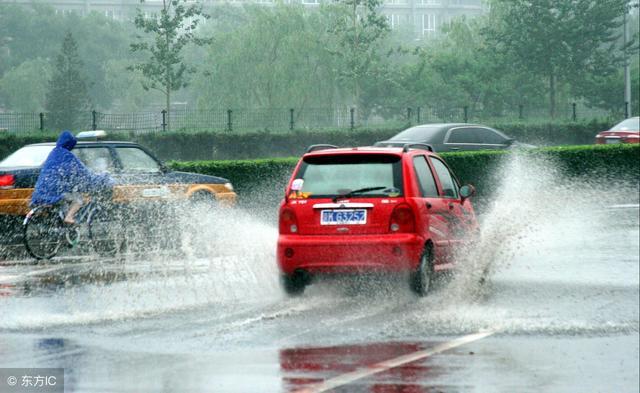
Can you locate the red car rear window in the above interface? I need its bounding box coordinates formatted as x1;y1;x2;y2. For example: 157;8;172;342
294;154;404;198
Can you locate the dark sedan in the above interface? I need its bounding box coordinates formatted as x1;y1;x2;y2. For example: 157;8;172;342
375;123;534;152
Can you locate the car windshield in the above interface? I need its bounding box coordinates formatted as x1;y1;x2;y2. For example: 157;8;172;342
115;147;162;173
389;126;442;141
0;145;54;168
294;154;403;198
611;118;640;131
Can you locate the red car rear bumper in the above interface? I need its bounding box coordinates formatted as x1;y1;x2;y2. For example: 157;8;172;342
277;233;425;275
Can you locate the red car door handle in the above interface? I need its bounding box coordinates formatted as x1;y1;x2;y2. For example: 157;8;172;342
448;203;454;210
426;202;432;209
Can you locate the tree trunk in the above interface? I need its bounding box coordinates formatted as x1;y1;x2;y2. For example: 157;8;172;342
549;71;556;119
164;0;171;131
166;90;171;132
352;1;359;117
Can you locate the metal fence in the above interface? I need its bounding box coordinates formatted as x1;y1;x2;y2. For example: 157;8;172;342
0;104;624;134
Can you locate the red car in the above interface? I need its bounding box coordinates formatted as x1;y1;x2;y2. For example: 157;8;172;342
595;117;640;144
277;144;478;296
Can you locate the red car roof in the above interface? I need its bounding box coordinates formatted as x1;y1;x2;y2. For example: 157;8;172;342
303;146;426;158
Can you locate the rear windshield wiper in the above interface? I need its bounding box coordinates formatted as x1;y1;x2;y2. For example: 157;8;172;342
332;186;387;202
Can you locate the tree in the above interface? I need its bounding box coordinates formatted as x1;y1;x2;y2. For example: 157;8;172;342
485;0;629;118
0;4;136;111
0;59;51;112
129;0;211;130
45;32;92;130
195;4;340;112
324;0;390;113
104;59;157;112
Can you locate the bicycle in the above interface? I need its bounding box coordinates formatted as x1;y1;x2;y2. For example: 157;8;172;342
23;196;123;260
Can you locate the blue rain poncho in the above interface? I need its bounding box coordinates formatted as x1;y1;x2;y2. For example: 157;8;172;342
31;130;113;205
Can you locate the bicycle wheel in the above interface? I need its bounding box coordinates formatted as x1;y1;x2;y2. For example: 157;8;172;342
23;206;64;260
88;205;122;257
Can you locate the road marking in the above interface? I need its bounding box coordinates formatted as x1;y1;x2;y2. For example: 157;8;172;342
294;329;497;393
608;203;639;210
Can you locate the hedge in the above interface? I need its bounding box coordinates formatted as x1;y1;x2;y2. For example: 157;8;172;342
170;144;640;212
0;120;612;162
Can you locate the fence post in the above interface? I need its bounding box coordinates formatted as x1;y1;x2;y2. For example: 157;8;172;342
416;107;421;124
290;108;294;131
350;108;355;131
572;103;577;121
625;101;630;118
161;110;167;132
518;104;524;120
92;110;97;131
463;106;469;123
406;107;412;124
39;113;44;131
227;109;233;132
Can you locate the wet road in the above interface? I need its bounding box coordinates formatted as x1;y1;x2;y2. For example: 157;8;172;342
1;158;639;392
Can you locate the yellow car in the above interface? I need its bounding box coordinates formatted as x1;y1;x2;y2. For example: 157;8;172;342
0;131;236;238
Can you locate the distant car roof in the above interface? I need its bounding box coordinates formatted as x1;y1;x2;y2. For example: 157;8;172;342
610;117;640;131
27;141;140;147
388;123;478;142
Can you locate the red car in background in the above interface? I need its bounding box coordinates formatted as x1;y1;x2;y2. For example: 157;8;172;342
277;144;479;297
595;117;640;144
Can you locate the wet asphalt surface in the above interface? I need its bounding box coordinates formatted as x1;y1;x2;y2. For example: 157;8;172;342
0;179;638;392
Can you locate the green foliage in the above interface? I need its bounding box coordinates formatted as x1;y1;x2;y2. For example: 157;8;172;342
103;59;157;112
0;58;51;112
484;0;631;117
196;4;339;110
324;0;391;110
0;2;636;119
129;0;211;124
0;5;135;111
576;56;640;116
45;32;92;130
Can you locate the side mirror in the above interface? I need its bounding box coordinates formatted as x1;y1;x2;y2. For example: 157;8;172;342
460;184;475;201
504;138;516;146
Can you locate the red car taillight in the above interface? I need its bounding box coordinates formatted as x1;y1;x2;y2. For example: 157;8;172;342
390;204;415;233
623;134;640;142
279;207;298;234
0;174;15;189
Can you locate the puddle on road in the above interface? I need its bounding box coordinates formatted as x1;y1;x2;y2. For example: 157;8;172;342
0;206;283;331
0;153;638;340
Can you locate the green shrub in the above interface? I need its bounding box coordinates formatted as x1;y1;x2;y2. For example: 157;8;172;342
0;120;612;162
170;144;639;209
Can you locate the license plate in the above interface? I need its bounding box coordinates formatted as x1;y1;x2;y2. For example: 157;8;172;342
142;186;170;198
321;209;367;225
605;138;621;144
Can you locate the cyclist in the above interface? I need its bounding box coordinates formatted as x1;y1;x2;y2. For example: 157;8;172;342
31;130;113;225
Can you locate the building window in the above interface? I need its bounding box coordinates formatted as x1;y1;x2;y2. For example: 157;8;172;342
387;14;401;30
385;0;407;4
302;0;320;4
450;0;481;4
419;0;441;4
422;13;436;36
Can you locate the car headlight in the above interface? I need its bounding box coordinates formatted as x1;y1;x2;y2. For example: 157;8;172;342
224;182;234;191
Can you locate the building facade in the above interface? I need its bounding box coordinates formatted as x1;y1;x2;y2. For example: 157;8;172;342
2;0;486;39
